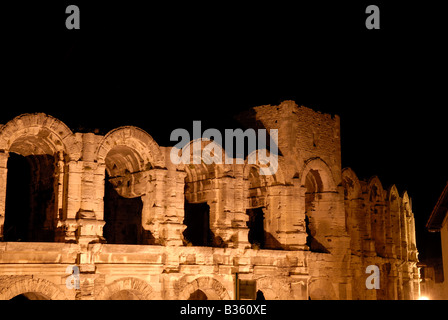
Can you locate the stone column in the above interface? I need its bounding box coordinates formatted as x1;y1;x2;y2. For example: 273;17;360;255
54;151;68;242
212;176;243;248
77;134;105;246
141;168;166;244
363;202;377;257
159;169;186;246
0;151;8;240
408;216;418;261
231;166;250;249
63;133;105;245
159;148;187;247
92;163;106;224
64;160;83;242
275;181;307;250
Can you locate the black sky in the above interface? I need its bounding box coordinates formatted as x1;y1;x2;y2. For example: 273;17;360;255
2;1;446;260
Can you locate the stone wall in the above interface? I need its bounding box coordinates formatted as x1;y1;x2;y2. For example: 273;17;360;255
0;101;420;299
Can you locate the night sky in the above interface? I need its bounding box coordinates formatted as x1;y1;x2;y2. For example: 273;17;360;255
2;2;446;261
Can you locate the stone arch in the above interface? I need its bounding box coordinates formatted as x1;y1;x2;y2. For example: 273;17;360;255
96;277;155;300
387;184;400;203
342;168;363;254
0;113;80;241
179;139;231;247
245;148;283;182
178;277;230;300
0;277;68;300
97;127;164;245
367;176;385;202
300;158;336;192
301;158;336;253
0;113;80;159
177;138;229;204
256;276;294;300
184;162;221;201
387;185;401;258
242;156;286;250
367;176;386;256
244;164;269;209
341;168;361;200
401;191;412;216
96;126;165;173
174;138;230;175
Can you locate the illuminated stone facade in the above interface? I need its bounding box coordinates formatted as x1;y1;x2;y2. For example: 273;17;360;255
0;101;420;299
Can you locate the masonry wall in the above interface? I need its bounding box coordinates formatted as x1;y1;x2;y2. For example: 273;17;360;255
0;101;420;300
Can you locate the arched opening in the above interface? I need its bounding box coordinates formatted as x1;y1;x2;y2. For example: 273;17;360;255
304;169;329;253
10;292;50;300
256;290;266;300
103;171;144;244
179;277;230;300
247;207;265;249
188;289;208;300
0;114;77;243
103;146;149;245
183;200;213;246
3;150;57;242
368;178;386;257
96;277;154;300
342;169;363;255
3;153;31;241
246;166;269;249
183;163;217;247
109;290;140;300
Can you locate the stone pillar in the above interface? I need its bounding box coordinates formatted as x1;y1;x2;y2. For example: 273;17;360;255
77;134;105;246
92;163;106;223
158;148;187;246
363;202;377;257
230;211;250;249
220;167;250;249
54;151;66;242
212;176;244;248
76;243;103;300
408;216;418;261
412;265;421;300
0;151;8;240
159;170;186;246
64;160;82;242
275;181;307;250
62;133;105;245
141;168;166;244
232;166;250;249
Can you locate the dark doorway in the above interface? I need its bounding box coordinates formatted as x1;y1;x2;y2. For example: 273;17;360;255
188;289;208;300
246;207;265;249
256;290;266;300
3;153;31;241
3;153;55;242
183;201;213;246
103;172;144;244
10;292;49;300
304;170;329;253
